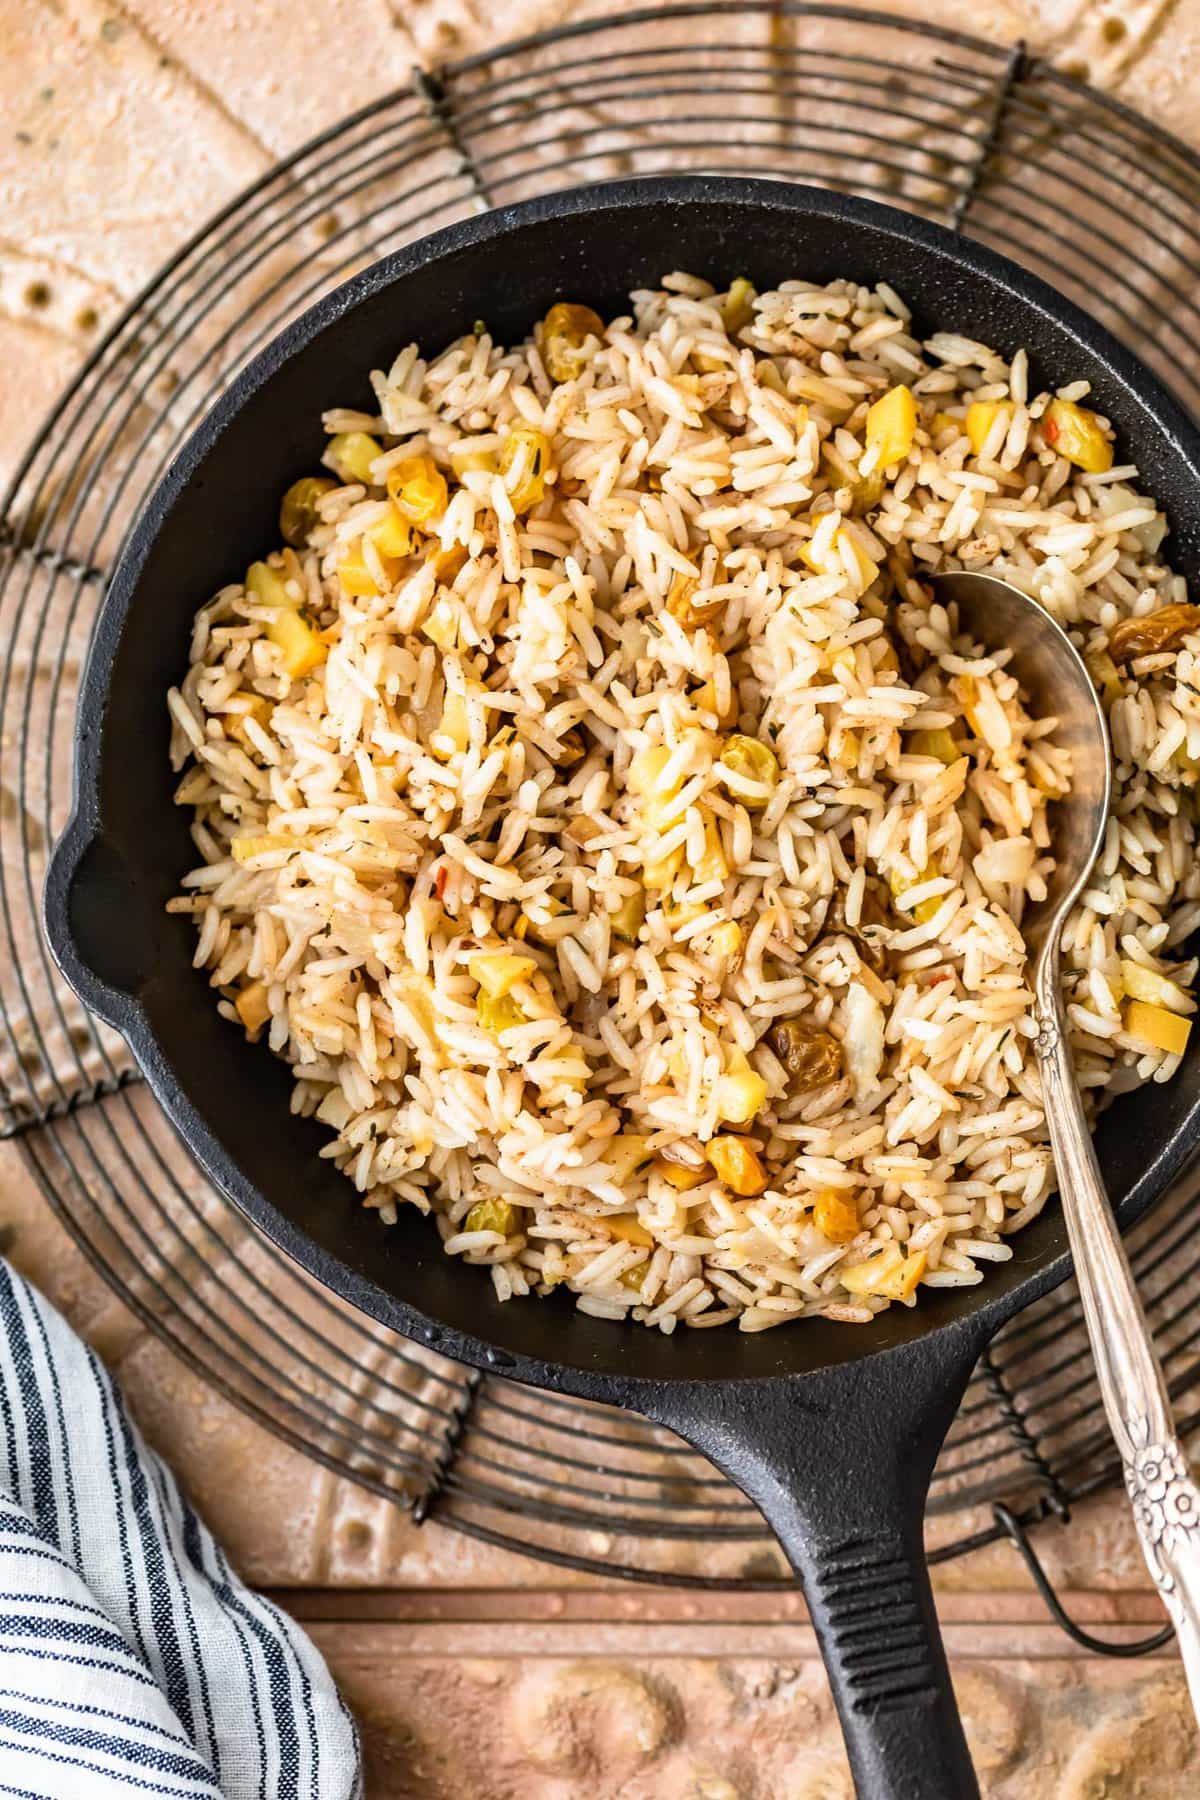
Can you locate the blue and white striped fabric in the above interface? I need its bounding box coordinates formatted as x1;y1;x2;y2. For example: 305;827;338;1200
0;1259;361;1798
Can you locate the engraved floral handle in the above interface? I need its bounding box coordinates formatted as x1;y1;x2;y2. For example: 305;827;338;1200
1035;940;1200;1714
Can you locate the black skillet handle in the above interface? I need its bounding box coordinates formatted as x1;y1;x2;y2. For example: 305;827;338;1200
643;1321;987;1800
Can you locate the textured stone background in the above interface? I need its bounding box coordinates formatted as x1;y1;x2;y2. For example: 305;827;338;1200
2;1;1200;1793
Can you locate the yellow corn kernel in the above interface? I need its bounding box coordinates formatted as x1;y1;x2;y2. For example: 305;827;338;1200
906;727;961;766
477;992;527;1034
245;560;294;610
865;384;918;468
652;1157;709;1192
707;1135;769;1197
279;475;337;546
265;607;325;679
464;1198;517;1237
691;809;728;885
841;1247;927;1301
720;277;757;335
386;454;448;526
231;832;292;863
966;401;1014;456
610;886;646;943
814;1189;860;1244
604;1134;655;1183
434;691;470;758
235;980;271;1034
799;530;878;598
499;427;551;513
469;951;537;998
541;302;606;382
889;862;942;926
605;1213;654;1248
704;920;743;961
325;431;381;486
1043;397;1114;474
369;504;416;559
717;734;779;807
715;1049;768;1126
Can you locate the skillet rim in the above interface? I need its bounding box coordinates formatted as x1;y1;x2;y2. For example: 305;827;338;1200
45;173;1200;1403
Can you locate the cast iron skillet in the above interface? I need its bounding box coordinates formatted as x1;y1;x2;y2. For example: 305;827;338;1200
45;178;1200;1799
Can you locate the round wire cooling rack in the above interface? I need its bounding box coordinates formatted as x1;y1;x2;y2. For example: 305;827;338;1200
5;1;1200;1623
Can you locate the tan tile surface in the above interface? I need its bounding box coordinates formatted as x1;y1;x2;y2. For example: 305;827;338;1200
3;1;1200;1792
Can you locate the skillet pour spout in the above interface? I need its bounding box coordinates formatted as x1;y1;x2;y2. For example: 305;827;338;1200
43;179;1200;1800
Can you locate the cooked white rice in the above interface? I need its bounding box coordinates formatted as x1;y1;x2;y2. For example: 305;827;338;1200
166;273;1200;1334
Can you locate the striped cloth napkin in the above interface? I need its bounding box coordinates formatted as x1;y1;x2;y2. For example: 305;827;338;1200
0;1258;361;1798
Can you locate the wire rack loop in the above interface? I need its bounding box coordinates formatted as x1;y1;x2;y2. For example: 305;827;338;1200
3;5;1200;1629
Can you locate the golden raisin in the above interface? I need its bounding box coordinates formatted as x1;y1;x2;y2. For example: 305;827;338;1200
1107;604;1200;667
767;1019;845;1091
279;476;336;546
541;302;606;382
707;1135;769;1197
666;571;725;630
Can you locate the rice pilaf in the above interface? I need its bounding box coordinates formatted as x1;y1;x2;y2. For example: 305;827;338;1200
167;273;1200;1333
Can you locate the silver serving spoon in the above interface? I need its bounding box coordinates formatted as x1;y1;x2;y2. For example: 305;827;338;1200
933;570;1200;1709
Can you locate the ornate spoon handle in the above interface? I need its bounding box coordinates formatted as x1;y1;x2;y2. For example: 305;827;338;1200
1035;949;1200;1715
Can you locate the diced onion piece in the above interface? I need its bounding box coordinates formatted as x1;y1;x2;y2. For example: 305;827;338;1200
707;1136;769;1197
231;833;291;864
468;951;537;998
841;1247;927;1300
325;431;381;486
865;384;917;467
1043;397;1114;474
1119;959;1192;1014
464;1198;517;1237
234;980;270;1034
605;1213;654;1248
1124;999;1192;1056
814;1189;860;1245
265;607;325;679
843;980;885;1102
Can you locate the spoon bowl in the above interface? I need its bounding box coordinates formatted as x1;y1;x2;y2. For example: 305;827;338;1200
931;567;1200;1717
930;570;1112;956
